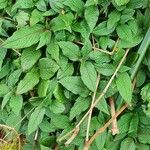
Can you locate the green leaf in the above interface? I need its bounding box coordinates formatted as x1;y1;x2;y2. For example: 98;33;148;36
15;11;29;28
80;61;97;92
118;113;133;133
69;97;90;120
58;41;81;61
38;80;50;97
30;9;44;26
0;0;8;9
99;36;115;50
138;128;150;144
0;48;7;71
63;0;84;13
28;107;45;134
36;30;51;50
49;100;65;114
85;0;98;6
57;63;74;79
95;131;107;150
95;63;115;76
81;40;92;58
35;0;47;11
122;8;135;16
50;13;74;32
53;84;66;103
128;19;138;35
51;114;70;129
89;51;110;63
120;138;136;150
128;113;139;136
120;15;133;24
96;97;109;115
6;113;21;130
106;141;121;150
21;48;41;72
46;38;59;63
85;5;99;32
116;72;132;104
141;83;150;102
13;0;34;9
47;78;57;94
1;92;12;110
113;133;126;141
137;144;149;150
2;25;44;49
59;76;89;97
29;97;43;107
0;61;10;79
9;95;23;115
8;69;22;88
40;145;53;150
0;83;9;97
0;20;8;37
93;21;115;36
39;119;56;133
127;0;147;9
72;20;90;39
118;35;143;48
40;135;56;148
16;69;40;95
49;1;64;13
39;58;59;80
107;10;121;29
116;24;133;40
99;80;118;98
115;0;130;6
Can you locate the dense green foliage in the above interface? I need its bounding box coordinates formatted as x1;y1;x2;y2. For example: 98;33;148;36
0;0;150;149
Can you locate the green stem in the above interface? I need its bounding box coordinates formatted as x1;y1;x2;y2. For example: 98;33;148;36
131;27;150;80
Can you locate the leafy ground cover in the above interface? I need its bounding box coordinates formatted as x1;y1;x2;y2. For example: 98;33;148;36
0;0;150;150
